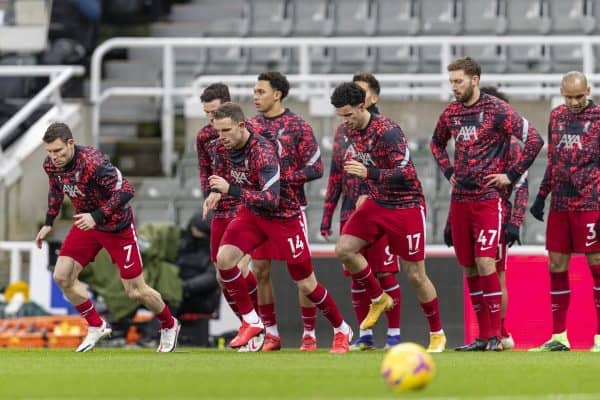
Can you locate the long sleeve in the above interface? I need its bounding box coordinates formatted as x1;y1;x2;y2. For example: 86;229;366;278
366;128;418;187
197;132;213;199
286;124;323;185
91;162;134;224
510;172;529;227
44;171;64;226
501;109;544;183
321;128;345;231
430;115;454;180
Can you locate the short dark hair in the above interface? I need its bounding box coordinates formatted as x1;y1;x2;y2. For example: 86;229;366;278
212;102;245;124
330;82;366;108
200;83;231;103
257;71;290;100
447;57;481;78
352;72;380;95
43;122;73;143
480;86;509;103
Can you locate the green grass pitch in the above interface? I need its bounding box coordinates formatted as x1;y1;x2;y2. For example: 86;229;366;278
0;348;599;399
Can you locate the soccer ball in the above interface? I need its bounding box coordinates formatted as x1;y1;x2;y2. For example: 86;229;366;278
380;342;435;392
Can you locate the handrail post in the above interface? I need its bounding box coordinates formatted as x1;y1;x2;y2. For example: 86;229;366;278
162;44;175;177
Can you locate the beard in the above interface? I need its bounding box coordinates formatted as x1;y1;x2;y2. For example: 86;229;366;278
456;84;475;103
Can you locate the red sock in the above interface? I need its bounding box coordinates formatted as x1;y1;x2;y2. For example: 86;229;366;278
258;303;277;329
222;288;242;321
351;265;383;300
466;275;490;339
500;318;509;337
480;272;502;338
550;271;570;334
591;264;600;334
419;297;442;332
351;278;370;327
307;283;343;328
245;271;259;311
156;305;175;329
379;274;401;329
301;306;317;332
75;299;103;328
220;266;253;315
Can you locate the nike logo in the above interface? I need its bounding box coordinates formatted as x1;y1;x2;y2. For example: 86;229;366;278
292;251;304;259
124;263;135;269
480;246;494;251
408;250;419;256
383;260;394;266
586;241;598;247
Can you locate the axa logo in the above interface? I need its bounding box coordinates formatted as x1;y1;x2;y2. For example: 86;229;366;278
231;169;251;185
456;125;478;142
63;184;85;198
356;151;375;166
557;134;582;149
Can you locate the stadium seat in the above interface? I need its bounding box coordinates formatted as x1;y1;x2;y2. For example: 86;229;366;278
331;46;377;73
550;45;584;73
419;0;463;35
506;0;551;34
461;0;507;35
376;0;420;35
548;0;595;34
507;45;551;73
457;45;508;73
333;0;377;36
375;45;420;73
248;0;293;36
290;0;334;36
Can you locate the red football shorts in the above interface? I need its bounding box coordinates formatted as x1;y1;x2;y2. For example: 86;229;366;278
340;220;400;275
450;198;503;267
210;216;234;262
546;210;600;254
251;209;308;261
342;198;426;262
59;223;143;280
220;208;311;264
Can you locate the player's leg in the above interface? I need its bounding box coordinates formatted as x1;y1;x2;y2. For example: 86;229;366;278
299;292;318;351
336;200;392;330
530;210;573;351
252;258;281;351
55;226;111;352
495;241;514;349
587;251;600;351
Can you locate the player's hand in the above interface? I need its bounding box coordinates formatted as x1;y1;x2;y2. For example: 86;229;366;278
344;160;367;178
504;223;521;247
203;192;222;219
355;194;368;209
320;227;332;241
35;225;52;249
530;194;546;221
444;227;453;247
74;213;96;231
485;173;511;188
208;175;230;194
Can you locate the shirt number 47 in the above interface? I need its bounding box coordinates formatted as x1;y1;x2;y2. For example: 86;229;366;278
477;229;498;251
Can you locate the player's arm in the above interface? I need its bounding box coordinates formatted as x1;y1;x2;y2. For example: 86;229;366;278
361;128;416;185
321;129;345;236
430;115;454;181
227;144;280;209
510;171;529;227
286;124;323;185
43;168;65;228
196;130;213;199
91;161;134;225
501;106;544;183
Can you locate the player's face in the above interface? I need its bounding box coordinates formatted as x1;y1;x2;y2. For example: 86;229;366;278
44;138;75;168
449;70;478;104
354;81;379;108
214;117;245;150
560;80;590;114
202;99;222;126
253;80;280;114
335;104;367;130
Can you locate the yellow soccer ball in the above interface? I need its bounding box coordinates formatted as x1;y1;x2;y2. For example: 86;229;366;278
380;342;435;392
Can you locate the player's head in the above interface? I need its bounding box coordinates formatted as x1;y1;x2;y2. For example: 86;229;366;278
212;102;248;150
447;57;481;105
254;71;290;115
42;122;75;168
330;82;370;130
560;71;590;114
480;86;509;103
353;72;380;108
200;83;231;125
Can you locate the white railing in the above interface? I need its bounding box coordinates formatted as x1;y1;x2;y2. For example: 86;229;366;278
0;241;59;312
90;35;600;175
0;65;86;149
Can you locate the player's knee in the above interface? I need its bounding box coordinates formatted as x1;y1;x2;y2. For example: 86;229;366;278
52;271;74;289
295;275;317;295
216;249;235;269
126;288;143;302
335;240;353;261
252;263;271;282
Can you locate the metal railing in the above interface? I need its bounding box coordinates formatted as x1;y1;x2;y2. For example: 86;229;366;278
90;35;600;176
